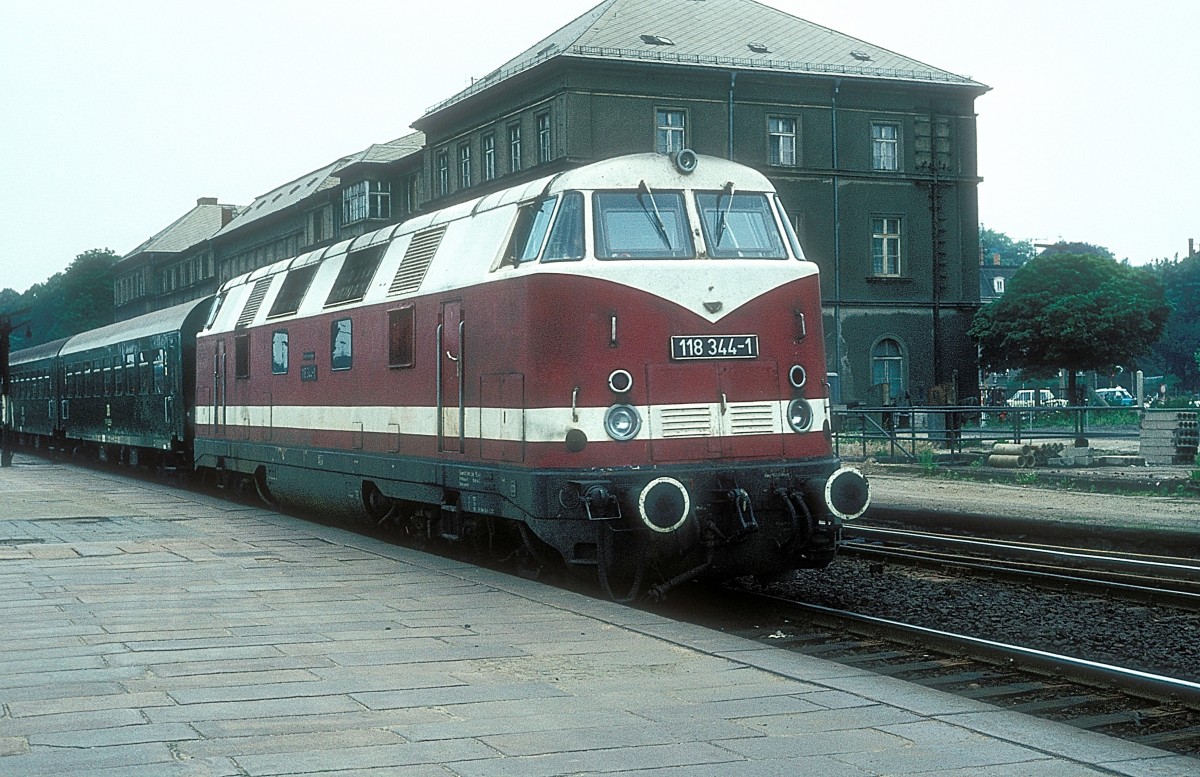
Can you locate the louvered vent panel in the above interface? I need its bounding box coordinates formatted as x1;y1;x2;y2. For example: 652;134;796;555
658;406;714;438
729;403;778;435
389;226;446;295
235;277;272;329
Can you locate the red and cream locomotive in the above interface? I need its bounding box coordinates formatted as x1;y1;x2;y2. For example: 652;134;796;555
194;151;868;596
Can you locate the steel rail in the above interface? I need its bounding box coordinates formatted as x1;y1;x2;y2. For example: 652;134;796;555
752;591;1200;707
845;525;1200;575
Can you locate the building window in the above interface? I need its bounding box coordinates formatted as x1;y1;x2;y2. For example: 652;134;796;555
656;109;686;154
872;122;899;171
459;143;472;188
388;306;415;368
399;175;417;216
768;117;797;166
234;334;250;379
993;276;1006;294
871;217;902;276
508;124;522;173
872;338;905;402
342;180;391;224
331;318;353;371
436;149;450;196
271;331;289;375
536;112;551;164
483;133;496;181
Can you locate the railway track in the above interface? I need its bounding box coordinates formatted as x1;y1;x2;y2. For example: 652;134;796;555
657;583;1200;757
841;524;1200;608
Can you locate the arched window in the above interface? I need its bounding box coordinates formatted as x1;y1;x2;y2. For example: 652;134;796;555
872;338;905;402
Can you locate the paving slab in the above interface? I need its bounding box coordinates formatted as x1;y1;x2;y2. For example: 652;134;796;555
0;458;1196;776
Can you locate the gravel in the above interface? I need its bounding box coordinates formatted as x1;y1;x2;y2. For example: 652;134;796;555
759;556;1200;683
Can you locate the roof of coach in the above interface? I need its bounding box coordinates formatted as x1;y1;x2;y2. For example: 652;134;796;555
60;297;214;357
11;337;70;366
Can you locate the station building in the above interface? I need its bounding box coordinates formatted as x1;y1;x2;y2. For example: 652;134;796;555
112;0;988;405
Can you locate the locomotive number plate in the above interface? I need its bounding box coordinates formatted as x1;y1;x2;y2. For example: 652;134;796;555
670;335;759;360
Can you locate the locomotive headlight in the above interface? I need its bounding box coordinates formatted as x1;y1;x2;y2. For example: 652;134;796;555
786;398;813;432
603;404;642;441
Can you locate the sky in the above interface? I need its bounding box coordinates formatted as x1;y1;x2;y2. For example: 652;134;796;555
2;1;1198;295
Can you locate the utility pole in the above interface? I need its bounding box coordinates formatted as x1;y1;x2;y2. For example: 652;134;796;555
1;307;32;467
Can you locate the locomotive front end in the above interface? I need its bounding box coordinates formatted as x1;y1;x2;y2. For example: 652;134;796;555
510;151;870;596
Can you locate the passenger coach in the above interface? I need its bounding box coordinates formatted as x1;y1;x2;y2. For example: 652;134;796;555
195;151;868;596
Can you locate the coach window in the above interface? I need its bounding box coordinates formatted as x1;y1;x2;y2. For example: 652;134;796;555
124;353;136;395
153;349;167;393
139;352;153;394
388;306;415;368
331;318;353;371
272;331;289;375
234;335;250;379
542;192;585;262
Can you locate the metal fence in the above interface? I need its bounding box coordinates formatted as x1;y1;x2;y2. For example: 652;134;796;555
831;405;1143;461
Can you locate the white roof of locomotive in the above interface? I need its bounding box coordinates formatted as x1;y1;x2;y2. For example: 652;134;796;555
205;153;799;335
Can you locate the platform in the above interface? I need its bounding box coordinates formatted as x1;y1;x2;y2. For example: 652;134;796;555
1;458;1196;776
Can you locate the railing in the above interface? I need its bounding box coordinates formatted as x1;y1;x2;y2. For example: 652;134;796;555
832;405;1144;462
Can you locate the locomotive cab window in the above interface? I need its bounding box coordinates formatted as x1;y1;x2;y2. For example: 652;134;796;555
694;191;787;259
542;191;585;262
505;196;556;265
593;189;693;259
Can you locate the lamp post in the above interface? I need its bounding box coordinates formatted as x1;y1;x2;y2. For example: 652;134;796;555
1;307;32;467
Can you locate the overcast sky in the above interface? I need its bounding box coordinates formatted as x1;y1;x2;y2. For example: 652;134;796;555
2;1;1197;294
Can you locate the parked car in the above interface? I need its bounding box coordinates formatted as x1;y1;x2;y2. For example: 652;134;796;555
1005;389;1068;408
1094;387;1136;407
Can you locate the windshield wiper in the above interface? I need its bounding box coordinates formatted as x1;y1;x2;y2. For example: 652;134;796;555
637;180;672;250
715;181;735;247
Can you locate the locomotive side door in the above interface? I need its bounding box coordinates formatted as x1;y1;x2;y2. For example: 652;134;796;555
438;301;464;453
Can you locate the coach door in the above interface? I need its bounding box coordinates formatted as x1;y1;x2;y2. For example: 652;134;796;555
438;301;464;453
212;339;227;435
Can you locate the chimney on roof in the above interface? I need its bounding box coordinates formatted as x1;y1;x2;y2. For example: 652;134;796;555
197;197;218;206
220;205;236;226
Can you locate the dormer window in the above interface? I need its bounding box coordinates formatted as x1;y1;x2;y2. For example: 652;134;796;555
342;180;391;225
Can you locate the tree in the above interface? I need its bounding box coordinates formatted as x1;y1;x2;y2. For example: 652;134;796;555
979;227;1035;267
2;248;118;349
970;252;1170;403
1143;254;1200;391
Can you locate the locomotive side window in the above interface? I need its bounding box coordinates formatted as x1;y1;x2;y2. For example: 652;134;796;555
269;265;318;317
506;196;556;264
388;306;415;368
326;245;385;307
593;190;694;259
774;195;806;260
204;293;225;329
331;318;353;371
542;191;585;262
272;331;289;375
694;192;787;259
234;335;250;379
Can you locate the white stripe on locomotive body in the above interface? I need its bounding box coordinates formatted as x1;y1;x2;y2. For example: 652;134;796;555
201;153;814;336
194;398;832;445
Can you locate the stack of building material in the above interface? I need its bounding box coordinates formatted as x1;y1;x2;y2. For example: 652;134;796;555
1139;411;1199;465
